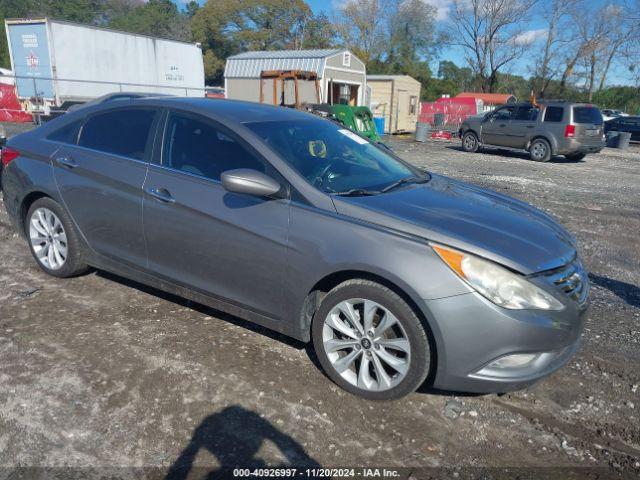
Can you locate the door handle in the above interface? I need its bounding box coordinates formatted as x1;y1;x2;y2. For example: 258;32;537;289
145;187;175;203
526;125;535;129
55;156;78;169
499;123;507;127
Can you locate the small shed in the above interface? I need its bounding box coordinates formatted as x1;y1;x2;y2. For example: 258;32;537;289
367;75;421;133
224;49;367;106
455;92;516;113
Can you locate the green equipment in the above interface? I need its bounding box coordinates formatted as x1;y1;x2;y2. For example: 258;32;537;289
309;104;380;142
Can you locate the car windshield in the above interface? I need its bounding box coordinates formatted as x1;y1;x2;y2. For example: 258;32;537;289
246;119;423;194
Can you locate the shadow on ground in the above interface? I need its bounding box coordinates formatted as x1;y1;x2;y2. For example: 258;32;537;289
166;405;321;479
589;273;640;308
445;145;585;163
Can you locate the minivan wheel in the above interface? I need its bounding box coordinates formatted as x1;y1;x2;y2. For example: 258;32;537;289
26;197;89;278
312;280;431;400
565;152;586;161
462;132;479;153
529;138;552;162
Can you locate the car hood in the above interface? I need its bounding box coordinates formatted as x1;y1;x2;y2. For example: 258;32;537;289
331;174;577;275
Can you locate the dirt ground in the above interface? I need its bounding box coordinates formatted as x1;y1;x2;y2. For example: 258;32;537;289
0;122;639;478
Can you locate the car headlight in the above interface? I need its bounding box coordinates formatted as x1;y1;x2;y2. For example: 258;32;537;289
432;244;564;311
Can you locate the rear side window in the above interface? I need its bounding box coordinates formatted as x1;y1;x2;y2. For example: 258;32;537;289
163;112;266;181
47;119;83;144
573;107;603;125
544;106;564;122
515;106;539;121
79;109;156;160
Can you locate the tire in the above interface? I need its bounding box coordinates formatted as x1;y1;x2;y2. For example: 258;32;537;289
461;131;479;153
25;197;89;278
312;279;432;401
565;152;586;161
529;138;552;162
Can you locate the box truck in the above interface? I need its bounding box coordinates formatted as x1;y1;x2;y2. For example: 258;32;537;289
5;18;205;113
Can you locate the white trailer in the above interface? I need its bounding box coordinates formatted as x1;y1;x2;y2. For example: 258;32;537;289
5;18;205;112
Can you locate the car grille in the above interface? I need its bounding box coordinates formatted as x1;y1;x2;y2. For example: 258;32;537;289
544;260;589;307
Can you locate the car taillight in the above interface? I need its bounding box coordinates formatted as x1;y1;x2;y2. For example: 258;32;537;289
564;125;575;138
1;147;20;167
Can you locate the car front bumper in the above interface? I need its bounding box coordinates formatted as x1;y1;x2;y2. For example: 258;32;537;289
424;289;588;394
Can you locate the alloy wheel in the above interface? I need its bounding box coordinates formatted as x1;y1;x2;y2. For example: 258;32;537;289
29;207;68;270
463;134;477;151
322;298;411;392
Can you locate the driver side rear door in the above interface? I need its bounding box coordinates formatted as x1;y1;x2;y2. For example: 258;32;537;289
142;110;291;321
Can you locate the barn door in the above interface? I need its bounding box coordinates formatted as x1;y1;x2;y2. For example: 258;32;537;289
396;90;410;131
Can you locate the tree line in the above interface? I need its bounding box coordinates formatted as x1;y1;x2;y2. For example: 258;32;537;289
1;0;639;112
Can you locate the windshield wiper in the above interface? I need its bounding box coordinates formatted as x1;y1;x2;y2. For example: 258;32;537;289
332;188;379;197
381;174;430;193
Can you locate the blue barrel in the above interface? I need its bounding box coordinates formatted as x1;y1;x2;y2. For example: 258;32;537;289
373;117;385;136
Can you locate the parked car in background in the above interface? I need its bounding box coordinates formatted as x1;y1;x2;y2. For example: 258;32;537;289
459;101;605;162
1;98;588;400
604;116;640;142
601;109;628;122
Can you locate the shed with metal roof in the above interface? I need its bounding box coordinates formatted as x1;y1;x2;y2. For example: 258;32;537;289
224;49;367;106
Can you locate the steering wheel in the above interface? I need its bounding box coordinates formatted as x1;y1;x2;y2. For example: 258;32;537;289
312;163;333;188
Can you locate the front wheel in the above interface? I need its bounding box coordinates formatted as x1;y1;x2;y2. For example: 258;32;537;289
461;131;480;152
312;280;432;400
529;138;552;162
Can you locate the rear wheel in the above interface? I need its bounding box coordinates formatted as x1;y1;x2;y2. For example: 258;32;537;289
565;152;586;161
529;138;552;162
462;131;479;153
26;197;89;278
312;279;431;400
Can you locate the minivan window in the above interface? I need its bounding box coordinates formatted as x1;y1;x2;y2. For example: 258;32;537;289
573;107;603;125
246;119;418;194
79;109;156;160
47;118;83;144
163;112;266;181
544;106;564;122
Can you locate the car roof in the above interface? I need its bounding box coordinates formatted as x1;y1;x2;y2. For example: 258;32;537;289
130;97;320;126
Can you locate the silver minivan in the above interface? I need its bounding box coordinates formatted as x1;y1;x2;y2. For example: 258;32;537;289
1;98;589;400
460;101;606;162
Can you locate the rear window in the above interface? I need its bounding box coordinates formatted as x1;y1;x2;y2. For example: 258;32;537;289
543;106;564;123
573;107;603;125
79;108;156;160
47;119;83;144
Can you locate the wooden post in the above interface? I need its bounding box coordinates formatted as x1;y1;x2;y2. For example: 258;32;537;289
259;78;264;103
272;78;277;105
293;77;299;109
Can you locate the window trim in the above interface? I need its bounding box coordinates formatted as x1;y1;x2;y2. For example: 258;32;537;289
76;106;160;163
157;108;289;192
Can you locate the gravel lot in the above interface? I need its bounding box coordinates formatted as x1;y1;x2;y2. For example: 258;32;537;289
1;122;639;478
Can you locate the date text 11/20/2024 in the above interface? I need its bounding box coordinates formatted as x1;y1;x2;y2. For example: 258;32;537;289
233;468;403;478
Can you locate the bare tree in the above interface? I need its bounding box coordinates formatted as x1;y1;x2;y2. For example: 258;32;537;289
333;0;391;63
449;0;537;93
532;0;577;97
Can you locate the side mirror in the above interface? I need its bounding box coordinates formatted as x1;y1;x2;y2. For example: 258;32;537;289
221;169;282;198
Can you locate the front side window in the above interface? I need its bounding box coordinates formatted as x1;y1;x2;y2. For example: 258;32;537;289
544;106;564;123
163;112;265;181
246;119;419;194
79;108;156;160
493;107;516;121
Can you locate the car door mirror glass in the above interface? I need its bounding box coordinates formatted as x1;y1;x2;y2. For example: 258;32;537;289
221;169;282;198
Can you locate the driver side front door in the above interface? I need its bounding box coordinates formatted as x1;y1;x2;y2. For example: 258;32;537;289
481;106;516;146
142;110;291;321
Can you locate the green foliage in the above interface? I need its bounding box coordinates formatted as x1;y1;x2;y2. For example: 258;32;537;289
592;86;640;114
109;0;189;40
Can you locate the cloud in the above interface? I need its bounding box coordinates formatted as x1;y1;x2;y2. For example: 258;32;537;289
422;0;454;21
513;28;548;45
